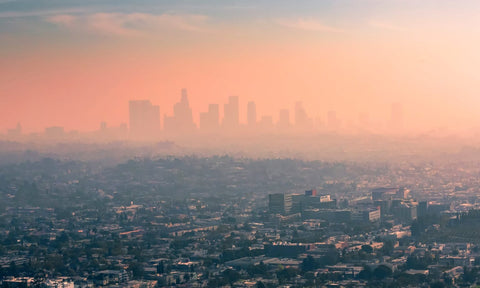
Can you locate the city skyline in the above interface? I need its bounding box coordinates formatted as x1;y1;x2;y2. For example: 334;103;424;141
2;89;409;139
3;1;480;134
3;2;480;287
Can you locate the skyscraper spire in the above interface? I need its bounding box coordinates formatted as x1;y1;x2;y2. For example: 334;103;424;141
181;88;189;106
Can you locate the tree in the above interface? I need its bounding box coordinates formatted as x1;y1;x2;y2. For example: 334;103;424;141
128;261;144;279
381;239;395;256
430;281;445;288
276;268;298;284
247;262;268;277
373;265;392;279
304;271;316;286
318;246;339;266
462;266;479;283
301;255;317;272
394;273;426;287
222;269;240;285
8;261;18;277
361;244;373;254
358;266;372;280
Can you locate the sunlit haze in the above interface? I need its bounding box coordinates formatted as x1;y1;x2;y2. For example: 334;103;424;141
2;0;480;136
5;2;480;287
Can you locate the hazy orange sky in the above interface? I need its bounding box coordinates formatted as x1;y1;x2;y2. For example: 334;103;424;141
2;0;480;133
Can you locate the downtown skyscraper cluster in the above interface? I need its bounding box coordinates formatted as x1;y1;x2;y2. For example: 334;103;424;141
128;89;404;141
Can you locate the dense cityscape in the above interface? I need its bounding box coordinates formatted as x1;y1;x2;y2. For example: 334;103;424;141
1;154;480;287
4;1;480;287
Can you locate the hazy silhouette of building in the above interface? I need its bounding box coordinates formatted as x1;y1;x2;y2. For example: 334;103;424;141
98;121;108;140
199;104;219;133
278;109;290;130
129;100;160;140
259;115;274;132
45;126;65;139
7;123;22;138
247;101;257;128
327;110;341;131
390;102;404;132
100;121;107;131
223;96;239;130
97;121;128;141
164;89;196;134
294;102;312;130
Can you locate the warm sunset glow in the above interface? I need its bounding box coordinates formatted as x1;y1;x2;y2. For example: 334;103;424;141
2;1;480;135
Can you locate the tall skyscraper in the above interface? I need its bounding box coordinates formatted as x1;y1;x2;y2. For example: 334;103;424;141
247;101;257;127
294;101;312;130
129;100;160;140
164;89;196;133
200;104;220;132
223;96;239;130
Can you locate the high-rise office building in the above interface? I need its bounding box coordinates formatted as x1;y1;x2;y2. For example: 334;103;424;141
129;100;160;140
305;189;317;197
417;201;428;218
199;104;220;132
295;102;306;127
294;101;312;130
223;96;239;130
268;193;292;215
164;89;196;133
247;101;257;127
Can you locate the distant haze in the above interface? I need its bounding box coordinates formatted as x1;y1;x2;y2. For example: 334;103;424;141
1;0;480;134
